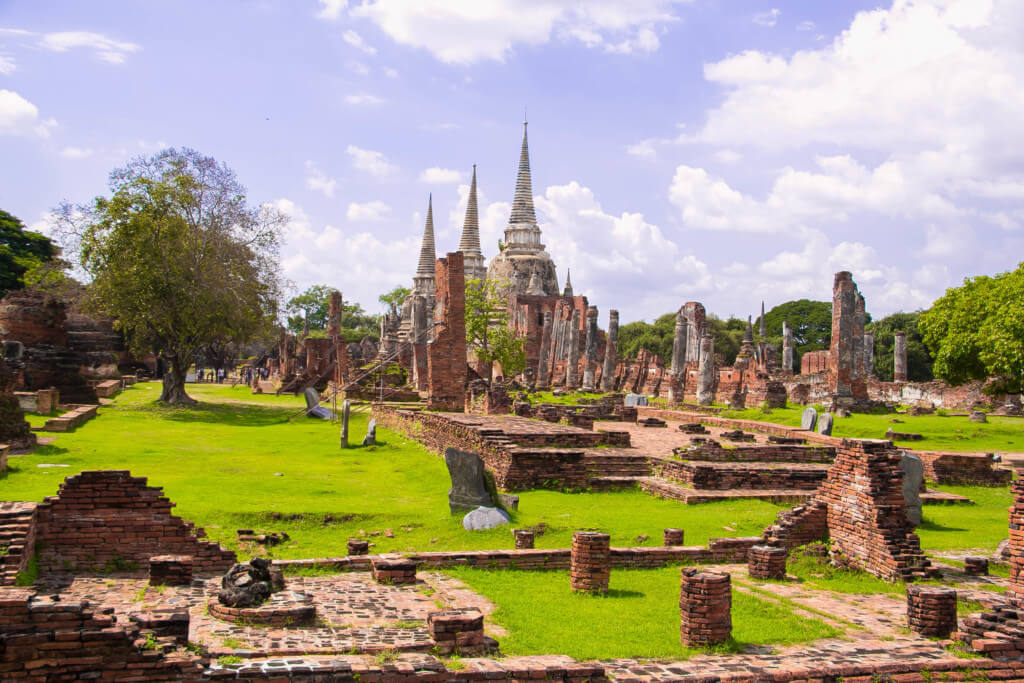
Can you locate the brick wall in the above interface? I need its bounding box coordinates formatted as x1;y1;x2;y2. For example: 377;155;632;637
652;459;828;490
672;441;836;463
33;470;236;574
427;252;467;410
915;451;1011;486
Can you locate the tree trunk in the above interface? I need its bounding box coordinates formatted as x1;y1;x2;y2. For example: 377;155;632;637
158;351;197;405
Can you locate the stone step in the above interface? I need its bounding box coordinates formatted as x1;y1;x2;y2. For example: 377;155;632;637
638;477;814;505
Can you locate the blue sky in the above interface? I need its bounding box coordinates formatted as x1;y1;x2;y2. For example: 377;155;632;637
2;0;1022;324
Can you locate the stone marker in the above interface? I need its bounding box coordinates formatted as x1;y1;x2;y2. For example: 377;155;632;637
340;399;350;448
901;451;924;526
362;418;376;446
304;387;332;420
970;411;987;423
463;506;511;530
801;407;818;431
817;412;833;436
444;447;494;514
624;393;648;407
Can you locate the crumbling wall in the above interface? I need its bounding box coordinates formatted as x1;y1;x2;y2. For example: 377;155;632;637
427;252;468;410
33;470;236;574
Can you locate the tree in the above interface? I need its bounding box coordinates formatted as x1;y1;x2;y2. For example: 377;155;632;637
921;264;1024;393
379;285;410;317
55;147;285;405
617;314;674;361
286;284;334;332
0;209;59;298
465;277;525;382
760;299;833;354
867;312;933;382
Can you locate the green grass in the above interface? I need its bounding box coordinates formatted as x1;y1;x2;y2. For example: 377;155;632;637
917;484;1013;552
785;545;907;594
0;382;785;559
528;391;606;405
720;405;1024;453
444;566;841;660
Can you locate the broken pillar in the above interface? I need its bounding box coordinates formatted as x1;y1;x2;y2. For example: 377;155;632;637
537;311;553;389
427;252;467;410
894;331;908;382
696;333;715;406
864;330;874;378
566;308;581;389
680;569;731;647
782;321;794;374
829;271;857;398
582;306;599;391
600;310;619;392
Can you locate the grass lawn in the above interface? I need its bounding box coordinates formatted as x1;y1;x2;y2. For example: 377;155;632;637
444;565;841;660
0;383;785;559
721;405;1024;453
917;484;1013;552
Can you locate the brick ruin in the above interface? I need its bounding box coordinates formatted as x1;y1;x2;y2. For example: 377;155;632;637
762;438;933;582
0;470;236;582
427;252;467;410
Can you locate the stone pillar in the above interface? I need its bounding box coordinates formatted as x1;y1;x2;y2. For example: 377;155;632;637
894;331;908;382
747;545;787;580
347;538;369;556
663;528;684;546
513;529;535;549
601;310;619;392
680;569;731;646
830;271;857;397
906;585;956;637
670;311;689;377
570;531;610;593
537;311;553;389
696;333;715;406
853;293;866;379
327;290;342;340
427;252;467;410
864;330;874;378
782;321;794;374
566;308;581;389
582;306;599;391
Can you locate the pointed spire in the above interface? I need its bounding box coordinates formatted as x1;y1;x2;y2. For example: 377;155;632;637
416;194;436;276
744;315;754;343
458;165;481;253
563;268;573;297
759;301;767;336
509;121;537;224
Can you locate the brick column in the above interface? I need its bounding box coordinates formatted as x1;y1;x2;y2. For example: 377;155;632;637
347;539;369;556
513;529;535;549
428;608;485;654
747;545;787;580
680;568;732;646
148;555;193;586
906;585;956;637
663;528;685;546
1011;479;1024;606
371;557;418;585
571;532;610;593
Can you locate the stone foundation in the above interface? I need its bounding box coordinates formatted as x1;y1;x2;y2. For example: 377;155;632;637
372;557;418;585
664;528;685;546
571;531;610;593
906;585;957;637
148;554;193;586
348;539;370;556
679;568;732;647
428;608;485;654
209;593;316;626
747;545;787;580
514;529;535;549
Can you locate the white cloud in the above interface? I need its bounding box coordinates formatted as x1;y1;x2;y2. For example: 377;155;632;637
38;31;140;63
342;29;377;55
626;139;657;160
418;167;464;184
753;8;781;27
0;89;55;137
713;149;741;164
327;0;685;65
344;93;384;105
60;146;93;159
304;160;337;198
347;200;391;222
346;144;396;177
383;66;399;78
347;60;370;76
0;56;15;75
796;20;816;32
267;198;315;240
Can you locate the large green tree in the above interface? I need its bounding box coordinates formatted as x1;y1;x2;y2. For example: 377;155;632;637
56;148;285;404
284;285;378;342
760;299;833;354
465;277;525;382
867;311;933;382
920;264;1024;393
617;312;746;365
378;285;410;317
0;209;58;298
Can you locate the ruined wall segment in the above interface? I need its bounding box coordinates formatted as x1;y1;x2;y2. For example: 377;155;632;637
427;252;468;410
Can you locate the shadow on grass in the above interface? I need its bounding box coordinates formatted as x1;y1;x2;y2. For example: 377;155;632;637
918;518;968;533
601;589;646;599
150;401;295;427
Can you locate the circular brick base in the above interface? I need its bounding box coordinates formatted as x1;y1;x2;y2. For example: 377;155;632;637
906;585;957;637
513;529;535;549
663;528;685;546
348;539;369;556
680;568;732;647
571;532;610;593
209;593;316;627
748;545;787;580
964;556;989;576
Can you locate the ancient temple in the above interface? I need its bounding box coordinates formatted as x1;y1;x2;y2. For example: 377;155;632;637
485;122;560;297
458;166;487;283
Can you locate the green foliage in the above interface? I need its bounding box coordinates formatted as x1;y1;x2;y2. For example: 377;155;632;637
465;277;525;381
921;263;1024;393
867;311;934;382
617;312;746;365
0;209;58;298
378;285;410;317
285;284;378;338
444;566;839;659
58;147;284;404
14;554;38;586
761;299;834;372
706;315;746;365
216;655;243;666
